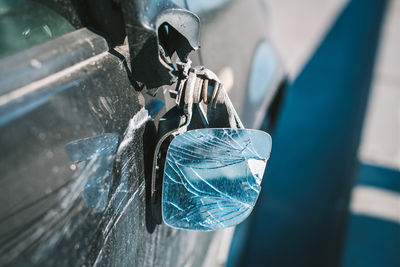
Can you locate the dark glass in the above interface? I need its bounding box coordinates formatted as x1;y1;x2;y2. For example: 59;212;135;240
0;0;74;57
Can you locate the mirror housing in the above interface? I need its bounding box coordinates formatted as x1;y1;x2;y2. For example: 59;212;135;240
121;0;200;89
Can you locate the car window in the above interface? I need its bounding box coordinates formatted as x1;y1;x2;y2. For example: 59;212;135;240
0;0;74;57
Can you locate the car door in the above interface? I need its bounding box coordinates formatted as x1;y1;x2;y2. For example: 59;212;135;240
0;0;284;266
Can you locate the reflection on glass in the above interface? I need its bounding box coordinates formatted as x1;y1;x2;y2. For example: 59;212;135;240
66;133;119;163
162;128;272;231
66;133;119;213
0;0;74;57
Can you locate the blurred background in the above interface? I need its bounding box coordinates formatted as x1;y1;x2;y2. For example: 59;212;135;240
228;0;400;266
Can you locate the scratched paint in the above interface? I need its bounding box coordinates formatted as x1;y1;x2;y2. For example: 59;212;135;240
0;92;229;266
0;33;235;266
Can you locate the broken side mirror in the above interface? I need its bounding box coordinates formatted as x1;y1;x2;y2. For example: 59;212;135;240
148;63;273;231
162;128;272;231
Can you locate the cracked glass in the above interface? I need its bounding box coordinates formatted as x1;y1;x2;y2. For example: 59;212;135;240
162;128;272;231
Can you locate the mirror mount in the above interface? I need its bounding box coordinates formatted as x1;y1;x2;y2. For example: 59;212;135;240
150;66;247;224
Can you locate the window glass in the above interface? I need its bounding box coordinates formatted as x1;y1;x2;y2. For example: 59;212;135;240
0;0;74;57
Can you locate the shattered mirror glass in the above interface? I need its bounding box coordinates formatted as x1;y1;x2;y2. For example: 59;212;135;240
162;128;272;231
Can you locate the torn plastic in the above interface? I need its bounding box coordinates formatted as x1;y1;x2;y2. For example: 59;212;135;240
120;0;200;89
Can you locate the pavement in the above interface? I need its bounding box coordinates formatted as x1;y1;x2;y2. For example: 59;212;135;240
343;1;400;265
359;0;400;170
228;0;399;266
268;0;400;170
266;0;348;79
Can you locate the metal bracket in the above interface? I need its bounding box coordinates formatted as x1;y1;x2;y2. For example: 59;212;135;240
149;65;244;222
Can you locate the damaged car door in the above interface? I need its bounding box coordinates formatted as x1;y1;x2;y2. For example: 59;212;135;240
0;0;285;266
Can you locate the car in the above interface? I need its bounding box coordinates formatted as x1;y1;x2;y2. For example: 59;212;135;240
0;0;286;266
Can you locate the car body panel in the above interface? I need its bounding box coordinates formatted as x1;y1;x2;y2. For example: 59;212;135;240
0;0;284;266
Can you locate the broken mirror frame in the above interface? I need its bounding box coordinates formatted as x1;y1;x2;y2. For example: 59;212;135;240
151;65;272;231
